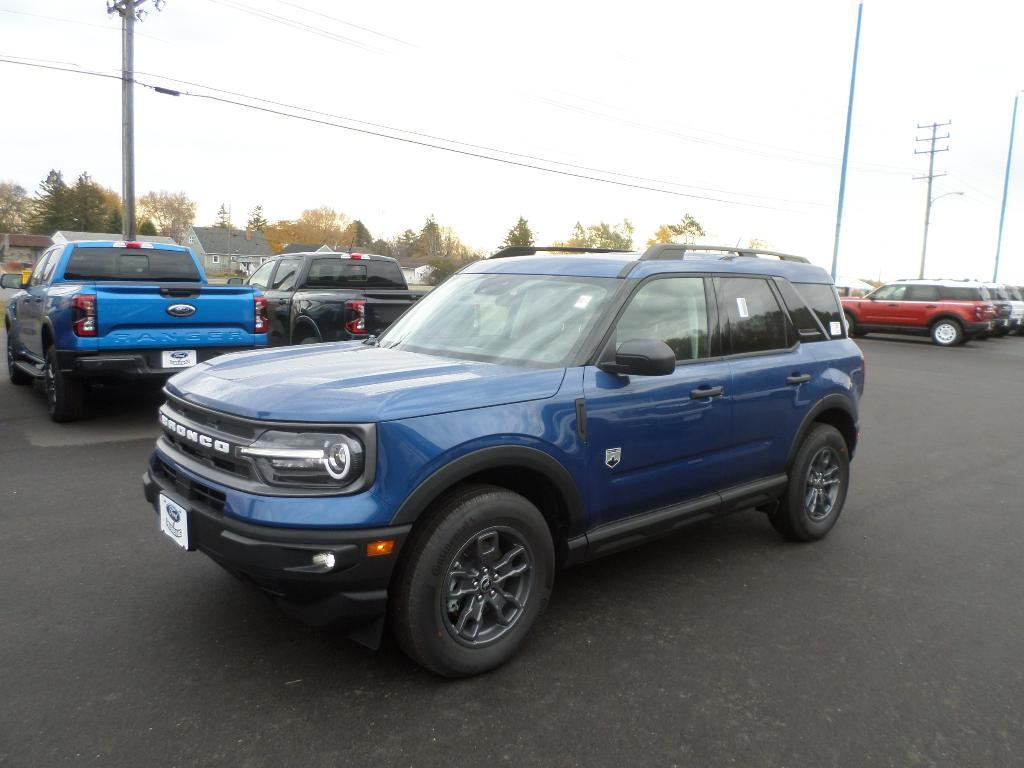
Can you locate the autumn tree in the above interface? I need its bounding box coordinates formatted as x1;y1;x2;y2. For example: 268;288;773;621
214;203;232;229
426;258;460;286
339;219;373;250
647;213;705;246
246;204;269;232
138;219;158;236
502;216;534;248
263;207;350;254
387;229;419;261
65;173;114;232
138;191;197;243
0;181;32;232
555;220;634;250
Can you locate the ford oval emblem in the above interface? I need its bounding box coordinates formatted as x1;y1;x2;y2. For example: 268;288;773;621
166;303;196;317
169;351;189;360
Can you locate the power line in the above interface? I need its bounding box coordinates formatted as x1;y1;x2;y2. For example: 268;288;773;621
269;0;413;46
0;55;822;213
204;0;385;53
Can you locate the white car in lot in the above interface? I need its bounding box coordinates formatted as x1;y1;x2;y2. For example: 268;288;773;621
984;284;1024;335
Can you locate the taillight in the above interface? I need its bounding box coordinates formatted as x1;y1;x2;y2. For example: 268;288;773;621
345;299;366;334
976;305;985;319
254;296;268;333
72;295;97;337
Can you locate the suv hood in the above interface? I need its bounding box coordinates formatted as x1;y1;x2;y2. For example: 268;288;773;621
165;342;567;422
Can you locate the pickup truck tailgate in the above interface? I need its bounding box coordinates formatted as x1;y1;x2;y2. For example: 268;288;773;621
92;283;258;349
364;290;419;335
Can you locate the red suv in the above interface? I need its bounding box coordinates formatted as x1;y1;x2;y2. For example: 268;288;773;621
841;280;997;346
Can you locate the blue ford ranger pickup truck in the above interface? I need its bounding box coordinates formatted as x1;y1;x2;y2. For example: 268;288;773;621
3;240;268;422
142;244;865;677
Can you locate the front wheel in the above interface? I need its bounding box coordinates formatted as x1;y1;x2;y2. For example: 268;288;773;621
7;333;31;385
770;424;850;542
44;347;86;422
930;319;963;346
389;485;554;677
844;312;866;338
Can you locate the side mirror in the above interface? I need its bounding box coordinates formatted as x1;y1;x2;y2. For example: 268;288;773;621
226;277;244;286
598;339;676;376
1;273;26;289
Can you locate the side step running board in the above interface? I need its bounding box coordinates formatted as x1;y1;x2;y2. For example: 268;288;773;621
14;360;45;379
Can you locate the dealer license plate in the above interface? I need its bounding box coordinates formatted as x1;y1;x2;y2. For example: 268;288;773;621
159;494;189;549
161;350;197;369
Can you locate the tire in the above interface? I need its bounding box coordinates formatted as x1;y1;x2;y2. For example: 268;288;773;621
769;424;850;542
389;484;555;678
296;336;320;345
43;347;86;422
6;332;31;385
844;312;866;338
930;319;963;346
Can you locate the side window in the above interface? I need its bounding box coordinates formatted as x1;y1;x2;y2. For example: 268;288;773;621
719;277;789;355
775;278;825;341
614;277;709;361
871;284;907;301
29;250;54;287
247;260;276;289
270;260;299;291
794;282;845;338
907;285;939;301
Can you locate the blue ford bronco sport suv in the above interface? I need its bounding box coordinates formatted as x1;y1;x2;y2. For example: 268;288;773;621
143;244;865;677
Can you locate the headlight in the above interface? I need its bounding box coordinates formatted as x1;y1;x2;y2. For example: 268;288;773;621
239;431;365;489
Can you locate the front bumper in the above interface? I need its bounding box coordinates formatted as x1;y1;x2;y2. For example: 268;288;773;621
58;347;254;378
143;461;410;628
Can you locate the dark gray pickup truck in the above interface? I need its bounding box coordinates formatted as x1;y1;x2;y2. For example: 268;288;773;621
232;251;421;346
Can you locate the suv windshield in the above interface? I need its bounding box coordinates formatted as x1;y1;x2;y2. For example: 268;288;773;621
63;247;200;281
377;273;615;366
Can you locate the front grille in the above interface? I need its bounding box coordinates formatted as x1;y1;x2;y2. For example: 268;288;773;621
164;396;258;440
162;429;253;479
153;456;226;514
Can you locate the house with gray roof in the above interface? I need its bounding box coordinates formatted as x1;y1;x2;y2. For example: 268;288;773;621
184;226;273;276
279;243;333;255
52;230;176;246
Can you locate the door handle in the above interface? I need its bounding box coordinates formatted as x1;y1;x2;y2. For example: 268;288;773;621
786;373;811;385
926;304;938;309
887;303;899;307
690;385;724;399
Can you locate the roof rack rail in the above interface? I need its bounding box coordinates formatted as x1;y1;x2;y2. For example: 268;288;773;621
639;243;810;264
489;246;634;259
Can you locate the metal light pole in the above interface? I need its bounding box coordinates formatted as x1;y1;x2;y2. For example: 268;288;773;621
994;92;1021;282
831;2;863;281
918;191;962;279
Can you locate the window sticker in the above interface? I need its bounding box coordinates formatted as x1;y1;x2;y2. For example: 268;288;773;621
830;321;842;337
574;294;593;309
736;297;749;318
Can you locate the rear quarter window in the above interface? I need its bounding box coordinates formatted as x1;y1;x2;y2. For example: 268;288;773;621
794;282;845;338
63;247;200;281
304;258;406;289
938;286;985;301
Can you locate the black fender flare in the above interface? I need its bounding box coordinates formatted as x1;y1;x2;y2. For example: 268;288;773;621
390;445;586;536
785;393;859;467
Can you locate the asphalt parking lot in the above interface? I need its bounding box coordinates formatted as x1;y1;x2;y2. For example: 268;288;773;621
2;332;1023;768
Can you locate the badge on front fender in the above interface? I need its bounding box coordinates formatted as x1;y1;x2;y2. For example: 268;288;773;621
605;447;621;468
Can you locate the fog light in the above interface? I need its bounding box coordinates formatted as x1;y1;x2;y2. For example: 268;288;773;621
312;552;336;569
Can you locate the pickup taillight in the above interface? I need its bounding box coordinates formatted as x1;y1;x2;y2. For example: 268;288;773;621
72;295;97;337
254;296;268;333
345;300;366;334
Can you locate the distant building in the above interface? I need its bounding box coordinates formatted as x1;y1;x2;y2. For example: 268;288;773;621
1;233;53;270
51;230;176;246
398;259;435;285
184;226;273;275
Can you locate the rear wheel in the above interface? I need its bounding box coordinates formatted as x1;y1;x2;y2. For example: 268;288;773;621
7;333;31;385
389;485;554;677
296;336;320;345
770;424;850;542
930;319;963;346
44;347;86;422
844;312;866;338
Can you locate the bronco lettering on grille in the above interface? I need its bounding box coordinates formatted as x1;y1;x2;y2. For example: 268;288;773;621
159;412;231;454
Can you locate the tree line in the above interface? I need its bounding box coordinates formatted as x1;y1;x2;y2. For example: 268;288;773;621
1;171;753;281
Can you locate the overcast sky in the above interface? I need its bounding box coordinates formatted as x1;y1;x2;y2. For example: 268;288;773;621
2;0;1023;282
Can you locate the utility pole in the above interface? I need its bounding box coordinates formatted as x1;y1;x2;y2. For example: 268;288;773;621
914;121;950;279
830;1;863;281
108;0;165;240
